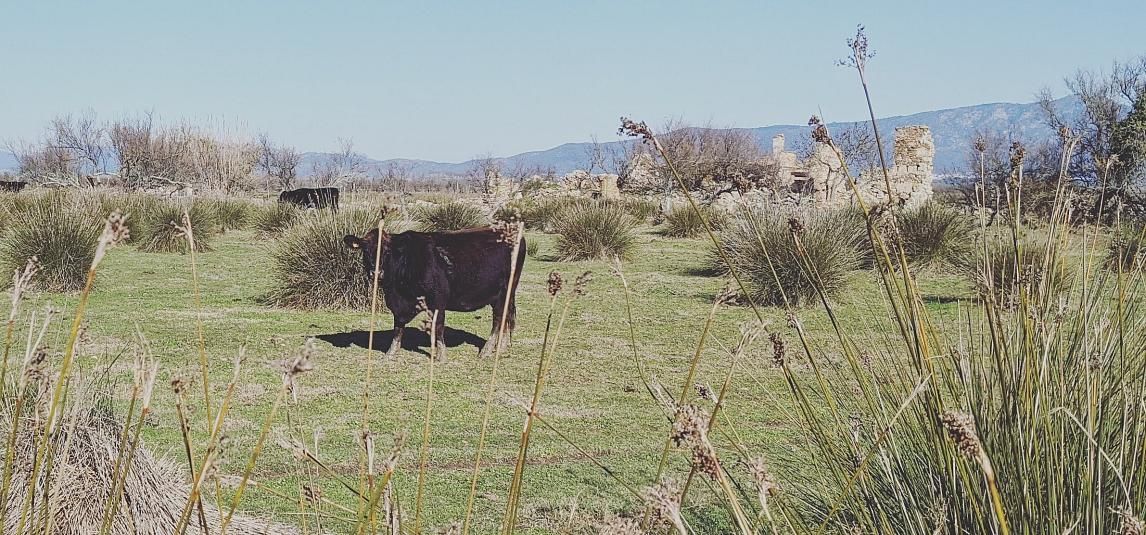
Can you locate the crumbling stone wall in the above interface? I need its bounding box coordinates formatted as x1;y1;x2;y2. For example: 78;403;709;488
856;125;934;208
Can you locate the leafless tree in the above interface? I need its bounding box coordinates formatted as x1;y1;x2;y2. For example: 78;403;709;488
1039;56;1146;185
466;154;502;194
182;128;258;192
108;112;189;189
310;138;365;187
256;133;301;190
50;111;108;183
583;134;608;174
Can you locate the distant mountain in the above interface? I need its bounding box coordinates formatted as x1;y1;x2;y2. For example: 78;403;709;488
0;97;1081;178
298;97;1079;178
0;151;16;174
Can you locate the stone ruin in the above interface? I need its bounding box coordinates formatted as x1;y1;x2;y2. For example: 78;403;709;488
774;125;935;209
487;124;935;213
702;125;935;212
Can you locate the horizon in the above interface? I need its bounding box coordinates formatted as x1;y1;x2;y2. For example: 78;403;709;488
1;1;1142;163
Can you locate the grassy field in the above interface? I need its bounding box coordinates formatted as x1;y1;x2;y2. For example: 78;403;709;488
0;216;977;533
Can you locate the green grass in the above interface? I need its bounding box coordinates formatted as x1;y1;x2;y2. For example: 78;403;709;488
0;222;973;532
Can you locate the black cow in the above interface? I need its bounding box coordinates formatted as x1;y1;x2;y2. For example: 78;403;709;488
343;225;526;361
279;187;339;211
0;181;27;193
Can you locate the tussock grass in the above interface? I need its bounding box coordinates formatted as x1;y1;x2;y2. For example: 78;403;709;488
203;198;257;232
0;194;101;291
894;201;974;268
136;200;218;253
661;204;727;238
552;199;637;261
415;202;487;232
253;202;303;236
708;207;864;305
266;208;400;309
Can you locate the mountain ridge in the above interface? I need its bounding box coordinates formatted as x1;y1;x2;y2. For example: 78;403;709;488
2;97;1078;178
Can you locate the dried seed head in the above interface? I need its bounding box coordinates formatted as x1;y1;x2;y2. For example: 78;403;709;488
302;483;323;505
787;217;805;234
769;333;786;367
694;383;716;403
747;456;779;511
1118;507;1144;535
734;321;767;357
786;312;801;330
940;410;983;459
642;479;685;535
1009;141;1026;172
715;285;738;307
972;135;987;154
171;375;188;395
92;210;129;268
573;271;593;297
670;404;708;447
842;25;874;70
691;445;720;480
597;515;642;535
619;117;655;143
547;271;563;297
9;256;40;315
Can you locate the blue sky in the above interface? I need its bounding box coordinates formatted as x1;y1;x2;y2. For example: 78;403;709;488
1;1;1142;162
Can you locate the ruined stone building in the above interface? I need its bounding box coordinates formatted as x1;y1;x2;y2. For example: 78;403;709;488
771;125;935;209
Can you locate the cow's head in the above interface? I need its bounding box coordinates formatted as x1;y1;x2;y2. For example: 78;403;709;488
344;228;390;278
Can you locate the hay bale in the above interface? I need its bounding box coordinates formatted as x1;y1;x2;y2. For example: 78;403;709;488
0;395;299;534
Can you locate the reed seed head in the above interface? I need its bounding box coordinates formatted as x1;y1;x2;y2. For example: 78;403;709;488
547;271;563;297
694;383;716;403
597;515;641;535
573;271;593;297
618;117;655;143
1118;507;1144;535
642;479;685;535
940;410;983;459
769;332;786;367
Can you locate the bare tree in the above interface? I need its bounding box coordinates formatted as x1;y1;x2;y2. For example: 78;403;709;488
1039;56;1146;185
310;138;365;187
466;154;502;194
108;112;189;189
50;111;107;184
256;133;301;190
583;134;608;174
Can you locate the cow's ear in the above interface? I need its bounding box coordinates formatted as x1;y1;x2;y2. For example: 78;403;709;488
344;235;363;250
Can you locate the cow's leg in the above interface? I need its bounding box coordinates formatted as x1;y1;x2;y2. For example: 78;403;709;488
386;312;414;358
432;310;447;363
500;294;517;353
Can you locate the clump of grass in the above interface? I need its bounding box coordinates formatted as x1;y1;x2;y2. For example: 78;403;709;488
203;198;257;232
1106;223;1146;272
708;207;863;305
661;205;727;238
254;202;304;236
621;197;659;223
526;240;540;258
415;202;487;232
959;238;1072;307
892;202;974;268
0;194;101;291
93;192;162;244
266;209;399;309
136;200;218;253
552;200;637;261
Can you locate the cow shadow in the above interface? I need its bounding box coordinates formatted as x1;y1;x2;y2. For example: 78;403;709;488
314;328;486;357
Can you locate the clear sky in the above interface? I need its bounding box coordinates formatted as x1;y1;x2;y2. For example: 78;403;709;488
1;1;1142;163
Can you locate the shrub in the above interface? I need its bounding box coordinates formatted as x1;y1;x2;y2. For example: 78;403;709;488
1107;223;1146;272
893;202;973;268
661;204;727;238
415;202;487;232
266;209;400;309
552;200;637;261
254;203;304;236
136;200;218;253
93;192;162;244
0;194;101;291
958;239;1072;307
203;198;256;232
708;207;864;306
620;197;659;223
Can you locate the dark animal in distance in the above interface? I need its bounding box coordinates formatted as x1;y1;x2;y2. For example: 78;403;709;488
0;181;28;193
278;187;339;211
343;225;526;361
